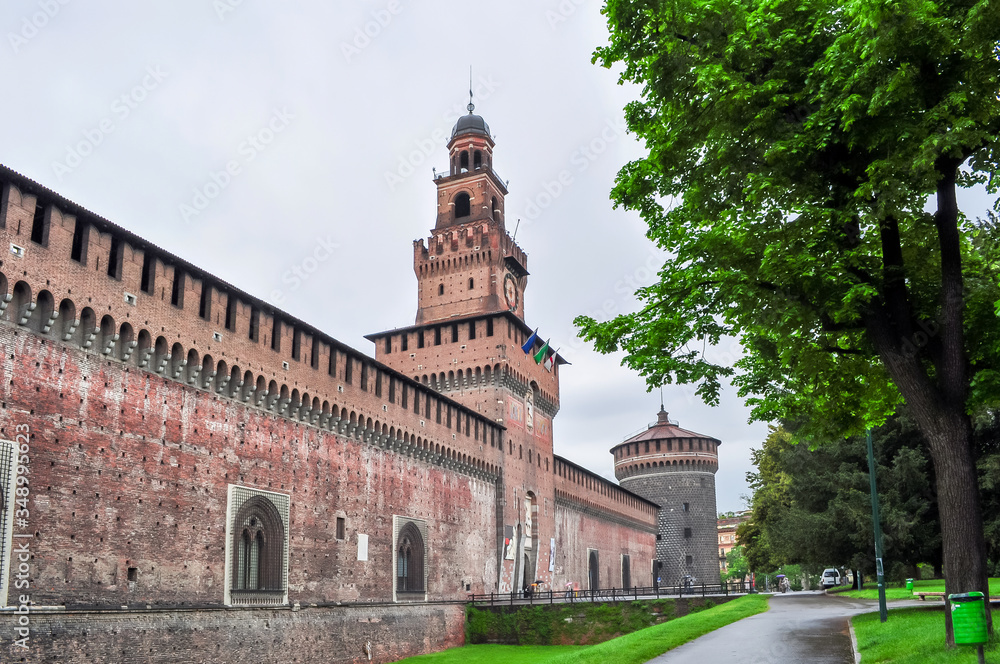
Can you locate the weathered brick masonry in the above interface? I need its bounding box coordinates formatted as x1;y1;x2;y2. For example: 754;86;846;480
0;106;661;662
17;603;465;664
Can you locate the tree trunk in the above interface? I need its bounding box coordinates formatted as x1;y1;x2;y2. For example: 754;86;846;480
863;162;990;645
919;411;990;645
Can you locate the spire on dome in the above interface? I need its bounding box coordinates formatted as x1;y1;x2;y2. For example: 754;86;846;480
657;405;670;425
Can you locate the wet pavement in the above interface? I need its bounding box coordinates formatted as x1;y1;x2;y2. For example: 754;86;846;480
646;591;912;664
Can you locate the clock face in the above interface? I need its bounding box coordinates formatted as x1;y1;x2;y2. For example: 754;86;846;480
503;273;518;311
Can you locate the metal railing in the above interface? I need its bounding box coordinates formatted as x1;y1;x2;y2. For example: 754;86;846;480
467;580;749;606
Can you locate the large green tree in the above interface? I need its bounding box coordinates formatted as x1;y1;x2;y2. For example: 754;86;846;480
581;0;1000;640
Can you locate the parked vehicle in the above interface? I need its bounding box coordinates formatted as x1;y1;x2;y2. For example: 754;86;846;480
821;568;842;589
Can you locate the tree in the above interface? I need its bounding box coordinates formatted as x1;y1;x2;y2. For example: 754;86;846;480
582;0;1000;642
722;544;750;582
743;418;943;583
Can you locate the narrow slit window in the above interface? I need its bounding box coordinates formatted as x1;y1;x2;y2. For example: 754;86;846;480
199;282;212;320
225;295;237;331
71;220;89;264
30;202;48;245
107;236;123;279
249;307;260;342
271;317;281;352
171;269;185;308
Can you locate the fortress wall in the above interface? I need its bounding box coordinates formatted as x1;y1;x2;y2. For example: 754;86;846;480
0;176;505;483
0;328;498;607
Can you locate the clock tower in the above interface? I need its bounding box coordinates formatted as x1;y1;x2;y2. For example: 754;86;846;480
367;102;562;594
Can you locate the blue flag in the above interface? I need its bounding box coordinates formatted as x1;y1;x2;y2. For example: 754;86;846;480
521;328;538;354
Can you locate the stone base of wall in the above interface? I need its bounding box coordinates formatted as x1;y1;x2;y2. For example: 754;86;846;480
2;602;465;664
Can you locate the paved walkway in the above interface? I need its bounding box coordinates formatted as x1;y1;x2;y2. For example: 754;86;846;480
646;591;915;664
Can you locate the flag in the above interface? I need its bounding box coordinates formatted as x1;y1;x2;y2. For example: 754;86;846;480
521;328;538;354
543;347;558;372
533;339;550;364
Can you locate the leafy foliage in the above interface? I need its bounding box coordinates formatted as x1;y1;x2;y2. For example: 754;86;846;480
740;417;942;577
581;0;1000;438
721;545;749;582
583;0;1000;633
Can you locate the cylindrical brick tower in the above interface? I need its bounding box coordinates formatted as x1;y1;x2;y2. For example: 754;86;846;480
611;407;720;586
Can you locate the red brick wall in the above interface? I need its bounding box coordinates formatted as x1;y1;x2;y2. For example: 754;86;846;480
553;501;656;592
0;328;498;607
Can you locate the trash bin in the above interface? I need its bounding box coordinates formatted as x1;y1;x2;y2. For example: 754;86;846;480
949;592;989;646
906;578;914;591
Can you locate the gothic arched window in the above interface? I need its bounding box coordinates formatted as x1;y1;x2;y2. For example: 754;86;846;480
396;521;425;593
229;493;287;603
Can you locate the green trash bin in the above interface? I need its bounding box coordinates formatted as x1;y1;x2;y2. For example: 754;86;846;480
906;578;914;591
949;592;988;646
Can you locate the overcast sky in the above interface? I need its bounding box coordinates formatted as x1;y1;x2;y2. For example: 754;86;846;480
2;1;781;512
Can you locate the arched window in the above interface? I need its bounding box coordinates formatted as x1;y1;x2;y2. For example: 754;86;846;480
491;197;499;220
396;521;425;593
438;284;444;296
459;151;469;172
454;192;471;219
228;492;287;604
474;151;482;169
468;277;474;290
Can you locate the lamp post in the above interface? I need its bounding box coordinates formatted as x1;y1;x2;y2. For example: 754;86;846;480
867;429;888;622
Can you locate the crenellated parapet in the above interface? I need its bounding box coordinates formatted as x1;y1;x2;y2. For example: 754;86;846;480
0;167;506;482
553;456;658;532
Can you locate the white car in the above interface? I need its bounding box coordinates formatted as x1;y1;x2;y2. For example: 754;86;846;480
821;568;842;589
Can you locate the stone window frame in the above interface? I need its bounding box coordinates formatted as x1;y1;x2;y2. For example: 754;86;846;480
224;485;290;607
393;516;428;602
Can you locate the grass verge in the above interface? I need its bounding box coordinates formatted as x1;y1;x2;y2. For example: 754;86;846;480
853;607;995;663
837;578;1000;601
395;594;769;664
544;593;768;664
391;644;586;664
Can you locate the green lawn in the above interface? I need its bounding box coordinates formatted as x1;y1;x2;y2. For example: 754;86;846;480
392;644;586;664
837;578;1000;601
394;594;769;664
854;607;994;663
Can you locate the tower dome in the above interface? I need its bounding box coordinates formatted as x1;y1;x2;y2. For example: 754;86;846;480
451;102;491;139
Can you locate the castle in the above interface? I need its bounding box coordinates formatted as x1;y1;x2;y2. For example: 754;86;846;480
0;105;716;663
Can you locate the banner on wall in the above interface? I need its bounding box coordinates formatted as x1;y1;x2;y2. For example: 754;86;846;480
504;525;515;560
549;538;556;572
524;498;533;548
507;399;524;427
536;416;551;441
